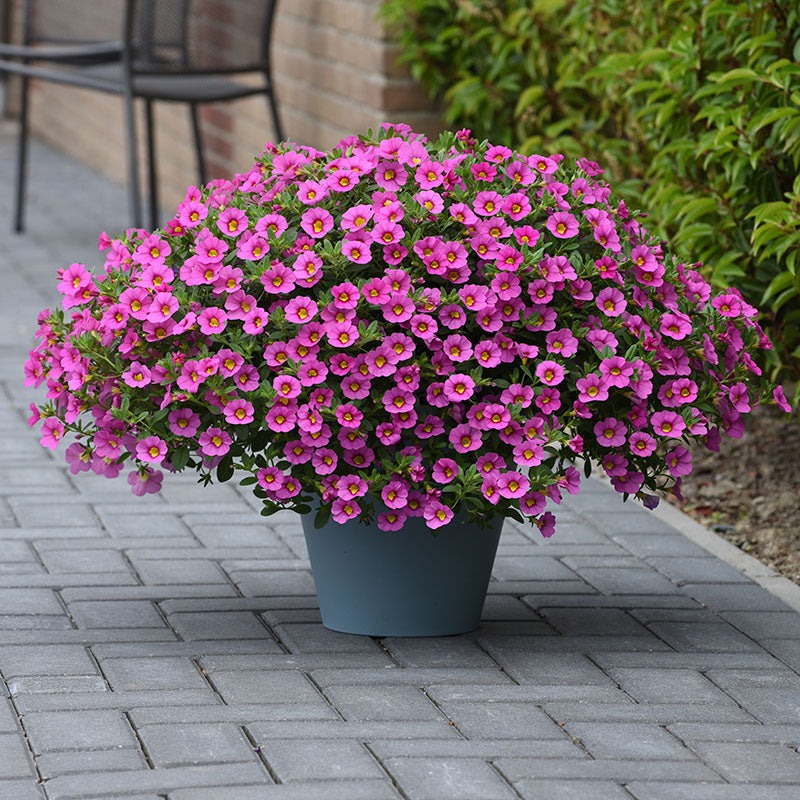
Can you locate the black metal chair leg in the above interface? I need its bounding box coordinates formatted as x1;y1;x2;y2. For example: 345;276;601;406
266;85;283;143
13;73;30;233
189;102;206;187
144;98;159;230
123;90;143;229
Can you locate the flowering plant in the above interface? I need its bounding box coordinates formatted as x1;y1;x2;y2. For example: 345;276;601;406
26;125;791;537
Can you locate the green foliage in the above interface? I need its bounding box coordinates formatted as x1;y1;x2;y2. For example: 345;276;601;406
381;0;800;392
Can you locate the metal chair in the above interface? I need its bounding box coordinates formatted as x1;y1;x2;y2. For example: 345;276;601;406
0;0;283;231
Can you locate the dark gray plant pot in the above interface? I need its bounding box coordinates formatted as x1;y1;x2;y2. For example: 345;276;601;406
301;509;503;637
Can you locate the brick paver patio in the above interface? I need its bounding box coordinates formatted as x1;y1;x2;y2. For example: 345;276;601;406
2;123;800;799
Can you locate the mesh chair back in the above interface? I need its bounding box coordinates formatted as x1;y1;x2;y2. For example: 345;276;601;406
126;0;277;75
25;0;124;44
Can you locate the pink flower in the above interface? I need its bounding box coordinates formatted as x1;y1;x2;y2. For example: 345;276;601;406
127;467;163;496
576;373;609;403
197;307;228;335
650;410;686;438
382;480;409;509
122;362;151;388
546;211;579;238
660;312;693;340
198;427;232;456
168;408;201;437
311;448;338;475
40;417;65;449
342;238;372;264
443;374;476;401
136;436;167;464
711;293;742;317
423;500;454;529
224;399;255;425
536;360;565;386
257;467;285;492
378;510;407;531
217;207;248;237
594;417;627;447
497;471;530;499
629;431;656;456
285;297;318;324
300;207;334;239
432;458;459;484
595;287;626;317
337;474;369;500
599;356;634;388
666;446;693;477
449;423;482;453
774;386;792;413
535;511;556;538
331;497;360;523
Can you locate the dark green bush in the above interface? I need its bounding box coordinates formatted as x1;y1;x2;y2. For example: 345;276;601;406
381;0;800;394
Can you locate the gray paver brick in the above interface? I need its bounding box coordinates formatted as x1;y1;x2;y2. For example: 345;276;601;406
324;685;444;722
38;549;132;574
8;676;108;695
0;733;35;777
608;668;734;705
0;588;63;614
646;621;763;652
36;747;147;778
268;622;385;654
0;645;99;677
687;740;800;782
723;610;800;639
491;556;579;582
576;567;682;595
97;657;209;691
543;702;756;724
43;762;268;799
136;723;258;767
683;582;794;612
499;758;721;783
0;779;44;800
438;700;567;740
537;607;653;637
7;500;99;528
97;512;187;539
23;710;136;753
475;651;615;686
383;757;518;800
514;780;633;800
131;559;228;585
168;781;401;800
207;670;325;706
260;739;383;782
563;722;695;760
167;611;273;640
627;784;800;800
67;601;166;629
383;636;499;669
666;722;800;745
648;556;752;584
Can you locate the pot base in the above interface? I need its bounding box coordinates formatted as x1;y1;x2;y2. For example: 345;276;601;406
301;511;503;637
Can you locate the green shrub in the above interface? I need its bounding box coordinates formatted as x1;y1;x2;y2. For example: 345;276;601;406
381;0;800;394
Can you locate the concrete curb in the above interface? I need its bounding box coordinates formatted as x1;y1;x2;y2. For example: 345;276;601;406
652;497;800;613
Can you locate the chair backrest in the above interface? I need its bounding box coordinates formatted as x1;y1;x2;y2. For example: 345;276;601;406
24;0;124;45
20;0;278;74
125;0;278;75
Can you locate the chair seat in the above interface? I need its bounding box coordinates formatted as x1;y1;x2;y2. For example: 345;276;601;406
0;40;122;64
75;64;270;102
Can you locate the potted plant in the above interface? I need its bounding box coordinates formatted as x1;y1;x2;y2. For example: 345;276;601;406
26;124;791;636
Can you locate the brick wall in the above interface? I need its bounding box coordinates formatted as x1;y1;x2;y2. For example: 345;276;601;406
4;0;442;221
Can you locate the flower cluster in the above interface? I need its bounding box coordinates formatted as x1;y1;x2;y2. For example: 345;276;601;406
26;125;790;536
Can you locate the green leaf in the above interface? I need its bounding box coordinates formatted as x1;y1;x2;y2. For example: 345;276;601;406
216;457;234;483
314;503;332;530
